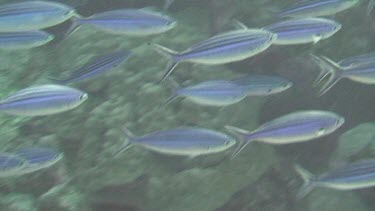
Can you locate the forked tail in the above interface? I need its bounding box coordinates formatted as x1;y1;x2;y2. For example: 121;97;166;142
149;43;181;83
113;126;135;157
294;164;317;199
224;125;253;159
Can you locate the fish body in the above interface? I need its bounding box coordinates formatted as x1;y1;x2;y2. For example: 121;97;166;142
0;30;53;49
118;127;236;157
279;0;359;18
225;110;344;158
151;29;276;82
15;147;63;174
296;159;375;198
338;52;375;67
0;153;26;177
50;50;131;84
0;1;76;32
264;18;341;45
230;74;293;96
0;85;88;116
73;9;176;35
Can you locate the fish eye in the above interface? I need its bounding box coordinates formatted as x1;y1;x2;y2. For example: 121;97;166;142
267;88;272;93
318;127;325;134
282;83;289;87
335;119;341;125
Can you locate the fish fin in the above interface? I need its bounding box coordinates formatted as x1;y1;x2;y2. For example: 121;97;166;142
232;19;248;30
224;125;252;159
294;164;317;199
368;0;375;15
161;94;178;107
113;126;135;157
161;78;181;107
63;16;84;39
149;43;181;83
312;35;322;44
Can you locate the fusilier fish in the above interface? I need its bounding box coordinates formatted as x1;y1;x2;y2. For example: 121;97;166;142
0;153;27;177
15;147;63;175
49;50;131;84
295;159;375;198
116;127;236;157
263;18;341;45
152;28;276;82
164;79;247;106
69;8;176;36
0;1;76;32
0;30;54;49
230;74;293;96
338;52;375;67
278;0;359;18
0;85;88;116
225;110;344;158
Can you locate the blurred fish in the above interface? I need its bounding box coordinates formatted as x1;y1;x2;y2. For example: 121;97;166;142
311;54;375;95
0;153;26;177
68;8;176;36
152;29;276;82
230;74;293;96
295;159;375;198
368;0;375;15
116;127;236;157
0;1;76;32
15;147;63;175
225;110;344;158
338;52;375;67
263;18;341;45
0;30;54;49
164;79;247;106
49;50;131;84
0;85;88;116
278;0;359;18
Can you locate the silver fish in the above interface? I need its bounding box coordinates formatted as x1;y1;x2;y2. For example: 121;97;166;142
0;153;27;177
69;8;176;36
151;28;276;82
116;127;236;157
0;1;76;32
311;54;375;96
164;79;247;106
295;159;375;198
225;110;344;158
278;0;359;18
0;85;88;116
338;52;375;67
0;30;54;49
263;18;341;45
230;74;293;96
49;50;131;84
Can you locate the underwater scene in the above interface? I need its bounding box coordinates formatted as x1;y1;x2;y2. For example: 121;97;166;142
1;0;375;210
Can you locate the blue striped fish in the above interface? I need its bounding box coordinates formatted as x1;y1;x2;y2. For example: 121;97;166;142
338;52;375;67
49;50;131;84
225;110;344;158
0;153;26;177
164;79;247;106
0;1;76;32
69;8;176;36
295;159;375;198
263;18;341;45
0;30;54;49
115;127;236;157
311;54;375;96
0;85;88;116
278;0;359;18
230;74;293;96
152;29;276;82
15;147;63;175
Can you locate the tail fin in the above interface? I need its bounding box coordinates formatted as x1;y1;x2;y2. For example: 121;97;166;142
161;78;181;107
149;43;181;83
310;54;343;96
64;16;85;39
224;125;252;159
113;126;135;157
368;0;375;15
294;164;317;199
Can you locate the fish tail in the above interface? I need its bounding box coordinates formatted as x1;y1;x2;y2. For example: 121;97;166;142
368;0;375;15
113;126;135;157
294;164;317;199
149;43;181;83
224;125;252;159
161;78;181;107
310;54;343;96
64;16;85;38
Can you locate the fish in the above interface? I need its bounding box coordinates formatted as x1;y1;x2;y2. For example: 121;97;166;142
338;52;375;67
225;110;344;158
0;153;27;177
368;0;375;15
311;54;375;95
230;74;293;96
68;8;176;36
295;159;375;198
115;127;236;157
49;50;131;84
0;30;54;49
151;28;276;82
14;147;63;175
0;1;76;32
278;0;359;18
0;85;88;116
163;79;247;106
263;18;341;45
